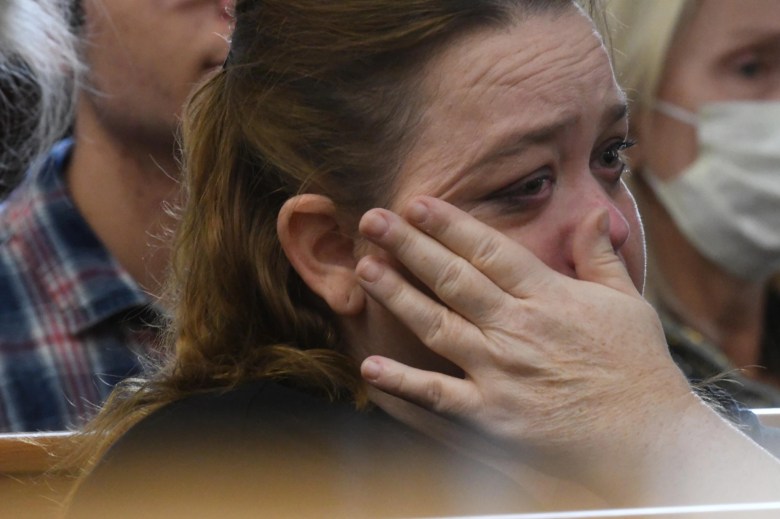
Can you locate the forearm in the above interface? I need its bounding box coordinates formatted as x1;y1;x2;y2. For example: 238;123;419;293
355;199;780;509
582;394;780;507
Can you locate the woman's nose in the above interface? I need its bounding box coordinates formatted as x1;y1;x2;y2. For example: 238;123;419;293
605;200;631;252
575;184;631;252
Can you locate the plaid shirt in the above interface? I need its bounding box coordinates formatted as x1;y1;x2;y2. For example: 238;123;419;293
0;139;159;432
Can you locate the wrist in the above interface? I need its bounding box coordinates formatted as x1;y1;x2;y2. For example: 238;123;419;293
580;393;780;506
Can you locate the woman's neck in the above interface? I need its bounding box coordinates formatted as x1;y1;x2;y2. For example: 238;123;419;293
642;194;767;369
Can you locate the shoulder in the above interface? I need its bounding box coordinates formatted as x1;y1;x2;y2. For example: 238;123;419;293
0;139;73;221
0;139;75;284
72;380;533;517
0;137;151;344
106;380;427;459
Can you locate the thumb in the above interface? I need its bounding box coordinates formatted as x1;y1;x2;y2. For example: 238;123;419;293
573;209;640;297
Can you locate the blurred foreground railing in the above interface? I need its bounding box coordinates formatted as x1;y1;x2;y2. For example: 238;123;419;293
753;407;780;428
0;431;74;519
0;410;778;518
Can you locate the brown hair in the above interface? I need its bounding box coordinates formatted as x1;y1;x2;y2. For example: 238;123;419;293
69;0;586;482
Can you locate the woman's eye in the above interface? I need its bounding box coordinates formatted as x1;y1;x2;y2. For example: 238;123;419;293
515;176;548;196
594;139;635;179
487;170;554;210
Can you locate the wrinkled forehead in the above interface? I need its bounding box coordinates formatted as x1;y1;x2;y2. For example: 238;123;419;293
386;8;621;204
409;9;617;147
452;18;601;89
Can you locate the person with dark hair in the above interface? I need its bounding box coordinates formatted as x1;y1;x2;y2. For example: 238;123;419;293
0;0;232;432
67;0;780;516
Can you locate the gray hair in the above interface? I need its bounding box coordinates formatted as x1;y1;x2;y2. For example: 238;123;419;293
0;0;81;191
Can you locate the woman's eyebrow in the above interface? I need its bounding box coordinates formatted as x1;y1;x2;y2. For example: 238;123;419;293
469;101;628;172
601;102;629;130
469;115;577;171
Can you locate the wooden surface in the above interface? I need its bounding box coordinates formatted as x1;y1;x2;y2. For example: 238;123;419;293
0;432;75;519
0;432;73;474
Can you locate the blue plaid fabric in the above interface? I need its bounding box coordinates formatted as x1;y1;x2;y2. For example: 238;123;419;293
0;139;159;432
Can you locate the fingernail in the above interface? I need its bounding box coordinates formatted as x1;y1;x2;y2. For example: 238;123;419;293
361;212;390;239
357;259;382;282
407;200;429;224
362;358;381;381
597;211;610;235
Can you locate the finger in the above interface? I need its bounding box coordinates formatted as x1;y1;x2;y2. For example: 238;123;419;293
402;196;554;298
361;355;477;416
356;256;483;367
572;209;640;297
359;208;507;323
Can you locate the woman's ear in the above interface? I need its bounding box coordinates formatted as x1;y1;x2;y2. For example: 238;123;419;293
277;195;365;316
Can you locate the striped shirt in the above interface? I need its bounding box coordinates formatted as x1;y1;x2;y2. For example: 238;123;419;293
0;139;159;432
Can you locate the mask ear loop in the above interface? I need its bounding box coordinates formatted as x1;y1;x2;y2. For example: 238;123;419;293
642;100;699;185
655;100;698;127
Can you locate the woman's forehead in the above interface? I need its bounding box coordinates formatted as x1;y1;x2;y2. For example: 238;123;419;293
432;14;601;87
391;10;621;204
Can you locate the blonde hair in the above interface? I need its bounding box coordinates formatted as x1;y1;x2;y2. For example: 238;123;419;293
0;0;80;188
605;0;698;120
603;0;701;308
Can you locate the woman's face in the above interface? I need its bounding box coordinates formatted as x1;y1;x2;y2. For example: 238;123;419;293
352;9;644;369
643;0;780;182
389;10;643;287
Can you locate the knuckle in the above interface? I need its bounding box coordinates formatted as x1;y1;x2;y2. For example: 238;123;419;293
476;291;509;324
422;308;449;347
471;235;502;271
424;379;446;413
485;341;513;367
434;259;466;299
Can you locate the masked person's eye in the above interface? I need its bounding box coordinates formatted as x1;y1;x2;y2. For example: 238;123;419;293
735;54;767;78
739;59;762;78
731;49;776;80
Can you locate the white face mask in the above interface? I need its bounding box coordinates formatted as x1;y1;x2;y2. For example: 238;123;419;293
643;101;780;281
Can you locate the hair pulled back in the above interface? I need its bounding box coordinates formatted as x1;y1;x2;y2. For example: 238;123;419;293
71;0;582;479
173;0;579;397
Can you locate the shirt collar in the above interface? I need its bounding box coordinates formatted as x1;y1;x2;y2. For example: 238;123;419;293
14;139;153;334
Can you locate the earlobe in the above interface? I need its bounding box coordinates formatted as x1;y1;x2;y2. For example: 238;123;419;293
277;195;366;316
